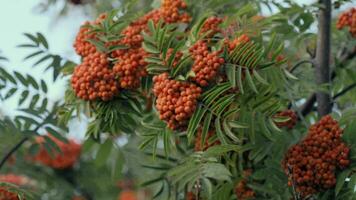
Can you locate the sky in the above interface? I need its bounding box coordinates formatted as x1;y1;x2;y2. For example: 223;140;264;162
0;0;91;140
0;0;354;140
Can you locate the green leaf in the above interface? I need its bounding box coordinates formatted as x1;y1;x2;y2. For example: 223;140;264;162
187;105;207;142
335;169;351;196
40;80;48;93
245;70;258;93
5;88;17;99
203;163;231;181
253;70;268;85
33;54;52;67
27;75;39;89
237;65;244;94
204;144;253;157
225;64;236;88
29;94;40;108
14;71;28;86
37;32;49;49
142;42;160;54
19;90;29;105
24;33;39;45
45;127;67;144
23;50;43;60
95;140;113;167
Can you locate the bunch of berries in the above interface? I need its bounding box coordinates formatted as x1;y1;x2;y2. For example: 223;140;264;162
120;10;161;48
0;187;20;200
0;174;31;186
118;190;138;200
71;52;119;101
72;196;86;200
282;115;350;198
226;34;250;52
163;48;183;68
235;170;255;200
33;134;81;170
186;192;197;200
74;14;107;57
337;7;356;37
160;0;190;23
153;73;202;130
189;41;225;86
113;48;148;89
194;128;220;151
274;110;297;129
200;16;223;38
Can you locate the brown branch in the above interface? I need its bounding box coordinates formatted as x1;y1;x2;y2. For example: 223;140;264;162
300;94;317;117
333;83;356;100
289;59;314;73
299;47;356;117
0;136;29;170
315;0;332;117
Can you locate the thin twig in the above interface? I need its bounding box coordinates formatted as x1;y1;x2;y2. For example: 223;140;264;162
0;114;50;170
333;83;356;100
0;137;29;169
289;59;314;73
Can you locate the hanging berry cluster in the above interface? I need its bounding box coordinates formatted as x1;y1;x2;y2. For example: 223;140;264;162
33;134;81;169
0;187;20;200
200;16;224;38
235;170;255;200
72;0;191;99
189;41;225;86
337;7;356;38
71;52;119;101
160;0;190;23
74;14;107;57
226;34;250;52
0;174;32;186
153;73;202;130
194;128;220;151
274;110;297;129
282;115;350;198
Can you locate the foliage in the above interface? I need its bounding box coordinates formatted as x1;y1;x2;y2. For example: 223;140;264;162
0;0;356;200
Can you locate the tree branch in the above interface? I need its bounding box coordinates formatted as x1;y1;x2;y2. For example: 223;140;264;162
299;47;356;117
333;83;356;100
315;0;332;117
289;59;314;73
0;137;29;170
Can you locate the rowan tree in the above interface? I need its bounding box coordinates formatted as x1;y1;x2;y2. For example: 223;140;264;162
0;0;355;200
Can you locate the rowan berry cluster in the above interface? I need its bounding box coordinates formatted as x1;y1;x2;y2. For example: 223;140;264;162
118;190;138;200
73;14;106;57
186;192;197;200
200;16;223;37
235;170;255;200
160;0;190;23
33;134;81;169
113;48;148;89
0;174;31;186
153;73;202;130
194;128;220;151
337;7;356;37
274;110;297;129
226;34;250;52
71;52;119;101
0;188;19;200
282;115;350;198
164;48;183;68
189;41;225;86
72;196;86;200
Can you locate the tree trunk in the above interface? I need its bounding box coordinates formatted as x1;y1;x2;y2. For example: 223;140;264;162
315;0;332;117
